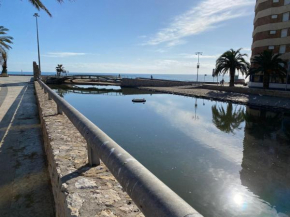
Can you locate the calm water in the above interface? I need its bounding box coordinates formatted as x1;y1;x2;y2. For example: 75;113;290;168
52;85;290;217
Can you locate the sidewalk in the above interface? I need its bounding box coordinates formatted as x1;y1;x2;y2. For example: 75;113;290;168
0;76;54;217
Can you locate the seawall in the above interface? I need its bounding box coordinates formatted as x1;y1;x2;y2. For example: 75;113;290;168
201;85;290;98
121;78;194;87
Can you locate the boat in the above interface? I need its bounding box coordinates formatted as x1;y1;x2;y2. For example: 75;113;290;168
132;98;146;103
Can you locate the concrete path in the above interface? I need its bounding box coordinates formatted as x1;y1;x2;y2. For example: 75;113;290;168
0;76;54;217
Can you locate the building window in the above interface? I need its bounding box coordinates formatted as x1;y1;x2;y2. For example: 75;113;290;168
285;0;290;5
279;45;286;53
281;29;288;37
283;12;289;21
270;30;277;34
269;46;275;50
273;0;279;2
271;15;278;19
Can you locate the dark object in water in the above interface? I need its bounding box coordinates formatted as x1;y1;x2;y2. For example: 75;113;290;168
132;98;146;103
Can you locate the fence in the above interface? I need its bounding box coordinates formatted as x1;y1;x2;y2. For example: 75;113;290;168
37;80;202;217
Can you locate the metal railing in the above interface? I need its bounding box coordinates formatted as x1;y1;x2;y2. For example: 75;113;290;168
37;80;202;217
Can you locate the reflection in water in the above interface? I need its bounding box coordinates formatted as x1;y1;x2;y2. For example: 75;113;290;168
51;85;290;217
50;84;156;96
212;103;245;134
241;107;290;216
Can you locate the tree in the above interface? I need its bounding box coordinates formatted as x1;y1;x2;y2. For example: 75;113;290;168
247;50;287;89
0;50;8;77
28;0;64;17
56;64;66;76
214;48;250;87
212;103;245;134
0;26;13;53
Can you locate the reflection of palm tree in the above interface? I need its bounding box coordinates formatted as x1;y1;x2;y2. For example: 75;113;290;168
56;88;68;98
244;109;283;140
212;103;245;134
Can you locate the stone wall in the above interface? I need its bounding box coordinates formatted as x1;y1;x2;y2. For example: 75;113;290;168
121;78;193;87
201;85;290;98
34;82;144;217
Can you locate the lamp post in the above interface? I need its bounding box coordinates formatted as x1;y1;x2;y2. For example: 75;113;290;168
33;13;41;73
196;52;202;82
204;74;207;83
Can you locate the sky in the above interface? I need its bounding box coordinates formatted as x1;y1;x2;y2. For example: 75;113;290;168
0;0;255;74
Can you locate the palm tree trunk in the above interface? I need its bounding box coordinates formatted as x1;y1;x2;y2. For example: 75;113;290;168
230;69;235;87
263;72;270;89
1;62;8;77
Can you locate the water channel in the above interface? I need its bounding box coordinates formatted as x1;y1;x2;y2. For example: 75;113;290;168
51;84;290;217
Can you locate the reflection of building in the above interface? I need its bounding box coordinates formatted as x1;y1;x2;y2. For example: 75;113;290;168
249;0;290;89
240;106;290;215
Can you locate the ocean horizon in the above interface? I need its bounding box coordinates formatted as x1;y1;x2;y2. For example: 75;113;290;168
6;71;242;82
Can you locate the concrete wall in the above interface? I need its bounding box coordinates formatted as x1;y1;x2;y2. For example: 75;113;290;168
121;78;193;87
34;82;144;217
202;84;290;98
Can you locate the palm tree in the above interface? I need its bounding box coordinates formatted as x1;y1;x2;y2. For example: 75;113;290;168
214;48;250;87
212;103;245;134
247;50;287;89
56;64;66;77
0;26;13;53
28;0;64;16
0;50;8;77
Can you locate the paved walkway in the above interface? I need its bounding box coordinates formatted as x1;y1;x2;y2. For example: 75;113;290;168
0;76;54;217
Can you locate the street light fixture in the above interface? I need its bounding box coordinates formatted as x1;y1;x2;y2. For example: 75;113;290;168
33;13;41;73
196;52;202;82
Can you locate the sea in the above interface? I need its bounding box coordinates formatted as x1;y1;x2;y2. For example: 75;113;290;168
8;71;238;82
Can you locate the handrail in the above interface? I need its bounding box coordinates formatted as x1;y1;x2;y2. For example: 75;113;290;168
37;80;202;217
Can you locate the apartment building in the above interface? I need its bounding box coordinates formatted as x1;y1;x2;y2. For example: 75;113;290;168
249;0;290;89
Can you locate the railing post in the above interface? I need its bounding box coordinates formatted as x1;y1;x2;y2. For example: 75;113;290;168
57;105;63;115
87;143;100;167
48;93;52;100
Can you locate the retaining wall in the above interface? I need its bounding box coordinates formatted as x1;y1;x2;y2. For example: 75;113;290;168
35;82;144;217
201;85;290;98
121;78;193;87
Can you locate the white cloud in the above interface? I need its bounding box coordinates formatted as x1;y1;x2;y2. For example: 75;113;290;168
148;99;244;164
43;52;87;58
242;48;252;51
167;39;187;47
145;0;254;46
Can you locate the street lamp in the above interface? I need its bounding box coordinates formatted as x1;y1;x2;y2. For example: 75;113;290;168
33;13;41;73
196;52;202;82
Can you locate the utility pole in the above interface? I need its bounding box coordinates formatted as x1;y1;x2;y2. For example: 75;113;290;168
196;52;202;82
34;13;41;73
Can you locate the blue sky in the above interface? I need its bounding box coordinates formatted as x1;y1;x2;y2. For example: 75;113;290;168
0;0;255;74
